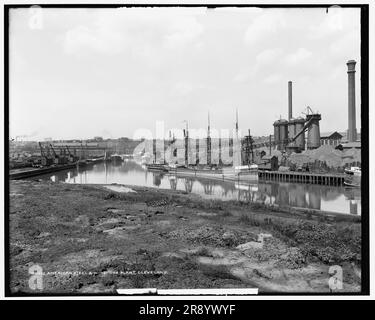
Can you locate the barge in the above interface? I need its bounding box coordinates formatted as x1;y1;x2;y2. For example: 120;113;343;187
9;158;105;180
10;163;78;180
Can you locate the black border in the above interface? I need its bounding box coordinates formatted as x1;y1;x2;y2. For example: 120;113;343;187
3;3;370;298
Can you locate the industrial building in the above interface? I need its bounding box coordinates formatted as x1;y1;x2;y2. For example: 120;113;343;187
273;80;321;153
272;59;359;154
320;132;343;146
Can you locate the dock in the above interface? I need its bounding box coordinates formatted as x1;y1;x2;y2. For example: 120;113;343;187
147;165;347;186
258;170;346;186
9;157;107;180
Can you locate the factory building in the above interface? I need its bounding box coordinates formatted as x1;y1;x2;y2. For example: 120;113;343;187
320;131;343;146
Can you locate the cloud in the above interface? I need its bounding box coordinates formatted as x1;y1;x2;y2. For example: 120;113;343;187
284;48;312;66
233;72;250;83
256;48;283;64
163;16;204;49
10;7;361;139
63;8;204;55
233;48;283;83
244;10;287;46
308;6;358;39
263;74;282;84
172;82;194;96
329;30;359;59
233;67;257;84
64;25;125;55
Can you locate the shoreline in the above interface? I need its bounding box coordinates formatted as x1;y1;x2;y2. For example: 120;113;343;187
101;182;360;222
27;179;361;221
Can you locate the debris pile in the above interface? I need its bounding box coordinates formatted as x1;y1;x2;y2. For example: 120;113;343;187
287;145;361;170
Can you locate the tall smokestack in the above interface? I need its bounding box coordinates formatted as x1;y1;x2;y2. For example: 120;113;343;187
288;81;292;120
347;60;357;142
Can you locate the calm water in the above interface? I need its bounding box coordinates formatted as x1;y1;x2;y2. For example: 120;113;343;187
37;160;361;215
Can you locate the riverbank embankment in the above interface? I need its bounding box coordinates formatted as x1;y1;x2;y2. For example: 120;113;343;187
9;180;361;294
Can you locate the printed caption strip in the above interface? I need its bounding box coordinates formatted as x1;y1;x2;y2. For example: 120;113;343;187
116;288;259;295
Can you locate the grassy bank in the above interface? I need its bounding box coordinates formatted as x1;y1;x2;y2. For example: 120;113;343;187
9;180;361;294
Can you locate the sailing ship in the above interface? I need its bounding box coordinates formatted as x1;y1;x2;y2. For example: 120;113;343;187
145;110;259;181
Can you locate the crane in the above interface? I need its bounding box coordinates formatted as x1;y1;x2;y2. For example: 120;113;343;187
38;142;46;158
49;144;60;164
301;106;315;116
49;144;57;157
65;145;74;162
39;142;53;166
242;129;254;164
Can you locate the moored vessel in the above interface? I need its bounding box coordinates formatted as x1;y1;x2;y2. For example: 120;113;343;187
344;166;361;187
110;154;123;163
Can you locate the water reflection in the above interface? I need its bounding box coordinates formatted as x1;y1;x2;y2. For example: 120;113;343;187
37;160;361;215
153;174;162;187
168;175;177;190
184;178;194;193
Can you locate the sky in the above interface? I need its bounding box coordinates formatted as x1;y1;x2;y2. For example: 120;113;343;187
9;6;361;141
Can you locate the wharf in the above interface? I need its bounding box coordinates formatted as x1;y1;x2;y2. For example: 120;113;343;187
258;170;346;186
146;164;347;186
9;163;78;180
9;157;106;180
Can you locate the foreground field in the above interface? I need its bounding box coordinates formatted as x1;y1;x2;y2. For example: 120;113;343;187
9;180;361;294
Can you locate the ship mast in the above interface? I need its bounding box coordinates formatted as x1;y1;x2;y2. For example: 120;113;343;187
207;111;211;166
233;108;242;167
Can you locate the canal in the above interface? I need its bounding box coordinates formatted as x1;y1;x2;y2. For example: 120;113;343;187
36;160;361;215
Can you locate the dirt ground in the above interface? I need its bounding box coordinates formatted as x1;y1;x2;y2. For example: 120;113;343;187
9;180;361;294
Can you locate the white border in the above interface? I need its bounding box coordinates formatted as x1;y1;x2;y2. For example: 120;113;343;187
1;0;374;300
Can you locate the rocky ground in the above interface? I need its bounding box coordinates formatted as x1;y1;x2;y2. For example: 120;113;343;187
9;180;361;294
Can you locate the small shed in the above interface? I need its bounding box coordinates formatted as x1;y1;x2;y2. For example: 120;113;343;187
259;155;279;171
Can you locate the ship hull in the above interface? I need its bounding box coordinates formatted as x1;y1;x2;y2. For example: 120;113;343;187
344;173;361;188
166;166;258;182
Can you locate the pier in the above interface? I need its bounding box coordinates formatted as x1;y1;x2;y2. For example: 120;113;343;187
9;158;104;180
258;170;345;186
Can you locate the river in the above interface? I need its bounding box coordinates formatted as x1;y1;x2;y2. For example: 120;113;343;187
36;160;361;215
